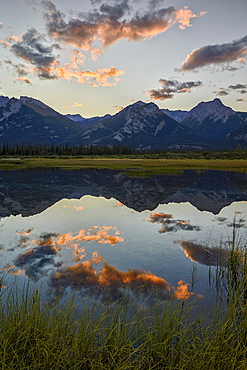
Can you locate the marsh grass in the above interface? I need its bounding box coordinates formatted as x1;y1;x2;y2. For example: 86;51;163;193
1;157;247;175
0;274;247;369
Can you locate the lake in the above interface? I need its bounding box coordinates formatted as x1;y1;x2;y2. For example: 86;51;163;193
1;168;247;309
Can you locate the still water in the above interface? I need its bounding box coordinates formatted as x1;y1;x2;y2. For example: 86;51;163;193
0;168;247;307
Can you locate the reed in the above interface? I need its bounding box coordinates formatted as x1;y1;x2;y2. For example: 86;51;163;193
0;275;247;369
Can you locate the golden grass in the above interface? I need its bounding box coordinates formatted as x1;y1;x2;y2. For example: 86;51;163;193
0;157;247;175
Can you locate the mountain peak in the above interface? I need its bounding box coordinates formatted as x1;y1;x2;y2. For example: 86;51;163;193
189;98;235;123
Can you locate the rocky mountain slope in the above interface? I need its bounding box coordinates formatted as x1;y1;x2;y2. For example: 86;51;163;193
0;95;246;149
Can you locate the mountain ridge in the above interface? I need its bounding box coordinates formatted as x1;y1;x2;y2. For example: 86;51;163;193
0;95;246;149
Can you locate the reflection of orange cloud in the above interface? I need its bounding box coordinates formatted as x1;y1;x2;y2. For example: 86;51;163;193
57;226;124;248
173;280;194;300
148;213;172;223
16;228;33;236
51;260;171;299
74;206;84;211
91;251;104;264
181;240;230;266
11;269;24;276
148;213;200;233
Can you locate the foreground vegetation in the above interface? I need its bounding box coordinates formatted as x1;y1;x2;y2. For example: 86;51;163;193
1;238;247;369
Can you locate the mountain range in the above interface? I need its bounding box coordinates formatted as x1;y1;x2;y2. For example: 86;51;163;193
0;95;247;150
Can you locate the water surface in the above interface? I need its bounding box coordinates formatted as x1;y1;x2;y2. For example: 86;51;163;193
1;168;247;307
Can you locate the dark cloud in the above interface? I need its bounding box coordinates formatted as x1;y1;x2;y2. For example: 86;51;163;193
229;83;247;90
179;35;247;72
215;90;229;96
10;28;59;80
41;1;201;50
147;212;201;233
180;240;230;266
213;83;247;98
148;78;202;100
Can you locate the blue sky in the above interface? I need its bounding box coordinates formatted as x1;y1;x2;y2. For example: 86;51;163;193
0;0;246;117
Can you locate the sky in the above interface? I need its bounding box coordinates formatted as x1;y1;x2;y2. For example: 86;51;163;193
0;0;246;117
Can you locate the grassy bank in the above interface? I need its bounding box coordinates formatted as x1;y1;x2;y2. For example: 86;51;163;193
0;157;247;175
1;239;247;370
0;284;246;369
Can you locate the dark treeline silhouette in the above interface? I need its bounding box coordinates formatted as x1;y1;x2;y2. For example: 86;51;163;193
0;142;247;159
0;142;136;156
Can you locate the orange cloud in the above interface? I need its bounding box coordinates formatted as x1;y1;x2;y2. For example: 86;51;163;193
91;47;103;61
43;1;204;51
175;7;207;30
13;77;32;84
73;102;83;108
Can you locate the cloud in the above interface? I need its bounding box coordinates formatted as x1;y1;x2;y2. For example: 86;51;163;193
213;83;247;98
147;212;201;233
180;240;230;266
55;65;124;86
3;28;124;86
179;35;247;72
13;77;32;84
73;102;83;108
214;89;229;96
148;78;202;100
91;47;103;61
41;1;204;50
0;22;3;28
175;6;207;30
10;27;59;79
229;83;247;90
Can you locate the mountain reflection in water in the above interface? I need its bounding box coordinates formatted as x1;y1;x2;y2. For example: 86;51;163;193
0;168;247;305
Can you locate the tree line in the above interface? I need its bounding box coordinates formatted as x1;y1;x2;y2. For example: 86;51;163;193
0;142;247;159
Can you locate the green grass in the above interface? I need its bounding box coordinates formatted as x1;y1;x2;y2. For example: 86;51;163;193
0;157;247;176
1;249;247;370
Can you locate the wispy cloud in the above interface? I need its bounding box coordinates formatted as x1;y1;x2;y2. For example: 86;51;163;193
148;78;202;100
213;83;247;98
179;35;247;72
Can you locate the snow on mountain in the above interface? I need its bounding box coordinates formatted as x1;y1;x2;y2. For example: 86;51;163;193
188;98;235;123
0;96;9;107
66;114;86;123
161;109;190;123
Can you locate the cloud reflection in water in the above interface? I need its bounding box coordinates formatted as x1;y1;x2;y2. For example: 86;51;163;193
148;212;201;233
180;240;230;266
